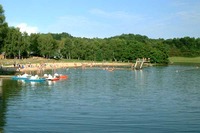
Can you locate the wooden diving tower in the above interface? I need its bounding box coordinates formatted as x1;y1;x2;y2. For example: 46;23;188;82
134;58;150;70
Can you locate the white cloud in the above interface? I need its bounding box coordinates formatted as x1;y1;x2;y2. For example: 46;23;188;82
16;23;39;35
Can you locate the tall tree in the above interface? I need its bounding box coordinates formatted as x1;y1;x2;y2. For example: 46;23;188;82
21;32;30;58
60;37;73;59
37;34;55;58
0;4;8;52
29;33;40;56
3;27;22;58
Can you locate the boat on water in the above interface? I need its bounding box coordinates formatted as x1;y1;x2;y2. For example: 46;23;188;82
44;73;68;81
12;73;31;80
45;74;60;81
58;74;68;79
54;73;68;79
25;78;46;82
12;73;67;82
25;75;46;82
49;77;60;81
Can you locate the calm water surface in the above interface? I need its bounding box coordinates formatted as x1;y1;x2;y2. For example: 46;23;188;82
0;65;200;133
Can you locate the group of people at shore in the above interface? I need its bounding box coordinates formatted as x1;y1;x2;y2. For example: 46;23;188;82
13;62;59;72
11;61;132;72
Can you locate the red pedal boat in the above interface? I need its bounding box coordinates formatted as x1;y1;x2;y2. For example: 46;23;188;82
58;75;68;79
46;74;60;81
50;77;60;81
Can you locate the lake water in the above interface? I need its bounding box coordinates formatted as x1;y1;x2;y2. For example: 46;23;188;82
0;65;200;133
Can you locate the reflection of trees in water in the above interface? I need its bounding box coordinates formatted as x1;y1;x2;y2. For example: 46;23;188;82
0;94;5;132
0;79;22;132
0;78;3;132
0;85;5;132
0;79;2;96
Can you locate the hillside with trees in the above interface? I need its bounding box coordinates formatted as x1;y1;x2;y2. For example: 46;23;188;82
0;4;200;64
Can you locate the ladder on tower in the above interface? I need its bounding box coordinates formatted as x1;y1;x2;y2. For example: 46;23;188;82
134;58;150;70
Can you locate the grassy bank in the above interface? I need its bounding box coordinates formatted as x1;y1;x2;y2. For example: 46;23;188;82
169;57;200;64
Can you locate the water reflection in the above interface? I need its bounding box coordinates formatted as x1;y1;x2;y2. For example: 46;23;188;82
132;69;148;89
47;81;57;86
0;79;5;132
0;79;2;97
14;79;57;88
1;66;200;132
0;79;22;132
133;69;144;80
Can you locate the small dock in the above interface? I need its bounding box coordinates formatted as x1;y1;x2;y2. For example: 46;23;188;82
134;58;150;70
0;66;19;76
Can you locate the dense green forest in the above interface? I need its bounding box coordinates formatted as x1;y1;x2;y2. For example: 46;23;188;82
0;4;200;64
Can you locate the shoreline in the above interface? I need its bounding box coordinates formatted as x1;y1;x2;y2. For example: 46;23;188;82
3;62;133;72
0;62;134;78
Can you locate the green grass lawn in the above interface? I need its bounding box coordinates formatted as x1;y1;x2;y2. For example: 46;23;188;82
169;57;200;64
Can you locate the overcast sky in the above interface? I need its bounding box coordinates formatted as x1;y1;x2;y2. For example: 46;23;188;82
1;0;200;39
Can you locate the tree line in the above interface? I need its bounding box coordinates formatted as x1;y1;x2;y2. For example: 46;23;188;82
1;4;200;64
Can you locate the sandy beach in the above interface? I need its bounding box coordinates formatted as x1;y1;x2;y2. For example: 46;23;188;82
0;57;136;74
6;62;133;72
